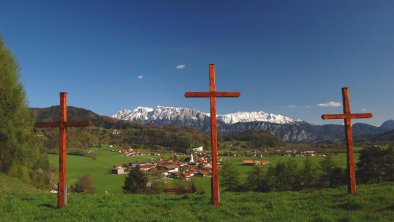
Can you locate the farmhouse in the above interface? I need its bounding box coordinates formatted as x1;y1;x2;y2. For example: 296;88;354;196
242;160;270;166
193;146;203;152
112;165;127;174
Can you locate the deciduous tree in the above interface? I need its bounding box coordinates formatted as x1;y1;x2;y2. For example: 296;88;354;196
0;37;49;186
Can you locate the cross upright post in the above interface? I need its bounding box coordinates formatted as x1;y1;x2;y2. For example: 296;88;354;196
321;87;372;194
35;92;93;208
185;64;240;206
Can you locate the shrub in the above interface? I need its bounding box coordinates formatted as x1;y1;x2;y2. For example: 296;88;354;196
71;174;96;194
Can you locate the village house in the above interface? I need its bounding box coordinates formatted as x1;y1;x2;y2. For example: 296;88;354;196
193;146;203;152
242;160;270;166
112;164;127;174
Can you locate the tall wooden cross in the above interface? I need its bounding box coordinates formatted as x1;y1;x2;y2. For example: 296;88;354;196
185;64;240;206
35;92;93;208
321;87;372;194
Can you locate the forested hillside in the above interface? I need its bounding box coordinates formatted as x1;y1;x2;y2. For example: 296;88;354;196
32;106;286;153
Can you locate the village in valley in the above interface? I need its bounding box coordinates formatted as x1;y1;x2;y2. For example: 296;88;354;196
109;145;328;181
111;146;216;181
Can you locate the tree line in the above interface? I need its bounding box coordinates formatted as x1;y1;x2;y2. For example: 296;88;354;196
221;146;394;193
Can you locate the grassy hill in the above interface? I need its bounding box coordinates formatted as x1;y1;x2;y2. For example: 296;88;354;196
0;173;42;195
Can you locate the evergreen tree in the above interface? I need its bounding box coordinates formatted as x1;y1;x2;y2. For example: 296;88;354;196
271;162;289;191
357;146;393;183
285;159;301;190
246;165;270;192
383;148;394;181
122;166;148;193
329;166;346;187
220;160;241;191
301;158;317;185
0;37;49;185
318;156;337;186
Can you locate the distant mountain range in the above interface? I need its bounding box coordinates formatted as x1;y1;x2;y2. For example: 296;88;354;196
30;106;394;143
112;106;394;142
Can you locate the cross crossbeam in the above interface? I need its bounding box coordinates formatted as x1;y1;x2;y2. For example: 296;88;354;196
185;92;240;97
321;87;372;195
185;64;240;206
35;92;93;208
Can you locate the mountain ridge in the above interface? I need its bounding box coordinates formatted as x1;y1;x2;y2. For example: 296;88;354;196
31;106;394;143
112;106;298;125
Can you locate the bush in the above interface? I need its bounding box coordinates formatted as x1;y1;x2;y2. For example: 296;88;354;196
71;174;96;194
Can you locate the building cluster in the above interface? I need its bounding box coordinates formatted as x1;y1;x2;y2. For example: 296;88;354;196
110;148;161;157
283;150;326;157
112;154;216;180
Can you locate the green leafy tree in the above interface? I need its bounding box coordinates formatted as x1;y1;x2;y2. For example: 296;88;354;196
0;37;49;185
122;166;148;193
220;161;241;191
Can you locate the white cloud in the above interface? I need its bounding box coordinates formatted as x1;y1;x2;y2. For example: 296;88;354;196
137;75;144;79
287;105;296;108
176;64;186;70
362;108;367;112
317;101;341;107
304;105;311;109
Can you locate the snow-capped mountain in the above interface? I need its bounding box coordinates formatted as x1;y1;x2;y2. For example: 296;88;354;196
114;107;153;122
113;106;211;130
112;106;297;125
217;111;296;124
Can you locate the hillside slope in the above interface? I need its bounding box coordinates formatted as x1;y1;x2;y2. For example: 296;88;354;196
0;173;42;194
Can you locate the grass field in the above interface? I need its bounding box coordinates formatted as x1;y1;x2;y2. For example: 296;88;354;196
47;146;355;194
1;148;393;221
0;172;393;222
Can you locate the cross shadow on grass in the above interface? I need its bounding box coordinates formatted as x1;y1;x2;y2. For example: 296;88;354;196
39;203;57;209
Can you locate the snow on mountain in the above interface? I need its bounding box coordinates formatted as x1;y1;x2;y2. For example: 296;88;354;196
112;106;296;125
217;111;296;124
112;107;153;122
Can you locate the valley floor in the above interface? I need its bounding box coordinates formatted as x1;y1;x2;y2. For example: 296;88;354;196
0;181;393;222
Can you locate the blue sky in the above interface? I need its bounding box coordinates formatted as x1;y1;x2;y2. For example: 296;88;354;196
1;0;393;125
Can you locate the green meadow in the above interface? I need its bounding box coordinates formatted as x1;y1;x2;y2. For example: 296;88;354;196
0;172;393;222
47;146;354;194
48;146;358;194
1;148;392;221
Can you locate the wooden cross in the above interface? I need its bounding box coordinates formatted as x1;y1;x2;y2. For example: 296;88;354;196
35;92;93;208
321;87;372;194
185;64;240;206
